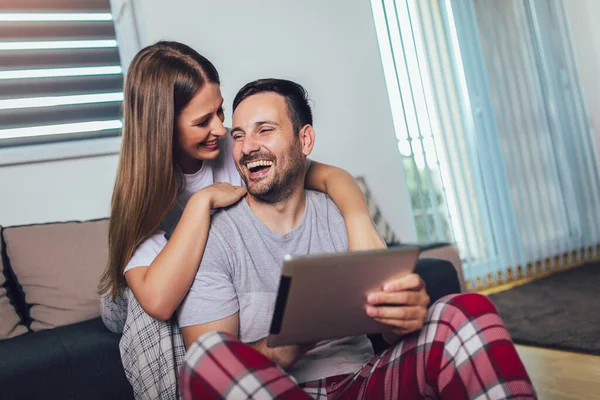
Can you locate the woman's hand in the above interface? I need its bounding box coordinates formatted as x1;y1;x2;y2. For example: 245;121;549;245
347;214;386;252
195;182;247;209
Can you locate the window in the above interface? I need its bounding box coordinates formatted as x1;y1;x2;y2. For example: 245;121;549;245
372;0;600;290
0;0;123;152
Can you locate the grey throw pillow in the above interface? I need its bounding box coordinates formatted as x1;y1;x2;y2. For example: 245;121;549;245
4;220;108;331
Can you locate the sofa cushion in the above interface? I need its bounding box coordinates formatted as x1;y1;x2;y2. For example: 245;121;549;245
3;220;109;331
389;242;466;293
355;176;399;245
0;317;133;400
419;243;466;293
0;229;28;340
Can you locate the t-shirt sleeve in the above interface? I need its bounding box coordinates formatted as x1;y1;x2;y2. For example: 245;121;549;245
177;227;239;328
123;232;167;274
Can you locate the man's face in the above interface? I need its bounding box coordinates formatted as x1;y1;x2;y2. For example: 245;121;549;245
231;92;307;203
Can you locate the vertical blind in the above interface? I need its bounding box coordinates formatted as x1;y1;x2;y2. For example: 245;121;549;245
372;0;600;290
0;0;123;148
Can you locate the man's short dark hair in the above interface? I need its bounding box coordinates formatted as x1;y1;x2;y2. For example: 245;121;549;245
232;78;313;135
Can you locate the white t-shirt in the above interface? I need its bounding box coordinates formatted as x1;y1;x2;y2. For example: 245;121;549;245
124;134;242;273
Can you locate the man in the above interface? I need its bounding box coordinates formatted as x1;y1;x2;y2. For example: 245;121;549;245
177;79;536;399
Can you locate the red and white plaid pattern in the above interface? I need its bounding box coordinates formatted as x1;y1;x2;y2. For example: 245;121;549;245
181;294;536;399
181;332;307;399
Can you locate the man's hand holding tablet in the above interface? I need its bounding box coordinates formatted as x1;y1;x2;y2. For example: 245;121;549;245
365;273;430;344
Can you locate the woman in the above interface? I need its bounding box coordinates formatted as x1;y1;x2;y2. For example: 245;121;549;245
99;41;385;399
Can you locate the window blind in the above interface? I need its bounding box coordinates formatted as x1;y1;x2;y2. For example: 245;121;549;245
372;0;600;291
0;0;123;148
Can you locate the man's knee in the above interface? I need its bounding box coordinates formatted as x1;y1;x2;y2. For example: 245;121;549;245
431;293;499;319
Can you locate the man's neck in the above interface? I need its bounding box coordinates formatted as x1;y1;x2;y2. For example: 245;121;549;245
246;187;307;235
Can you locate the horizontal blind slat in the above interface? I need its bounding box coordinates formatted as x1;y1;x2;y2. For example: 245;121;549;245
0;0;111;12
0;47;120;69
0;101;122;129
0;128;121;147
0;75;123;99
0;21;115;40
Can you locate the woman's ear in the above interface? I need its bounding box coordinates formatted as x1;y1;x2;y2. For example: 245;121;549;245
299;124;316;156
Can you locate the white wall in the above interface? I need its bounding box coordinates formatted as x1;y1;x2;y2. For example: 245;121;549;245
565;0;600;162
0;155;118;226
0;0;416;240
131;0;415;240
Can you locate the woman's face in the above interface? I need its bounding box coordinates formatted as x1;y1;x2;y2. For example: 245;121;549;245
175;82;226;174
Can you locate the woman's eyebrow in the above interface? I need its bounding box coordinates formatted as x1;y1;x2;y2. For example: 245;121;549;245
189;100;224;125
190;112;211;125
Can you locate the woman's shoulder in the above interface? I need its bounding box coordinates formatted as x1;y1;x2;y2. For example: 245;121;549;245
124;231;168;274
137;231;167;249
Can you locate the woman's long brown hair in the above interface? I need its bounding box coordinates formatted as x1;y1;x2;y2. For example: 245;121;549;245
99;41;220;300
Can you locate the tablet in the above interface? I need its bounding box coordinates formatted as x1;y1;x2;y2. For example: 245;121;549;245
267;246;420;347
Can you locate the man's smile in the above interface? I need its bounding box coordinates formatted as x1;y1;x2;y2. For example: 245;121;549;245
246;159;273;180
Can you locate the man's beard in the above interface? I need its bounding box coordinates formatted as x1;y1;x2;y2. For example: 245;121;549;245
237;140;305;204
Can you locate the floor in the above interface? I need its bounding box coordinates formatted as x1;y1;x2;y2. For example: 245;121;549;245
516;345;600;399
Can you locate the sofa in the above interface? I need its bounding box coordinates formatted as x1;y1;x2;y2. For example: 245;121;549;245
0;180;464;400
0;220;133;400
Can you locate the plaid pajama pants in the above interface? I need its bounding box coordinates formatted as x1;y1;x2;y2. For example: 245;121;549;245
180;293;536;399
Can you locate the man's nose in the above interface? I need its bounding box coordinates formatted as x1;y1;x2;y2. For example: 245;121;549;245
242;135;260;155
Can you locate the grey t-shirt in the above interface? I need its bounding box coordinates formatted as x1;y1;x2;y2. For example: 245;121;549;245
178;190;374;383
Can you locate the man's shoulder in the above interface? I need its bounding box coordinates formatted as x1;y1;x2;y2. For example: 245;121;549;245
198;202;249;271
211;198;248;222
207;199;249;241
305;190;348;251
305;189;330;203
306;190;342;217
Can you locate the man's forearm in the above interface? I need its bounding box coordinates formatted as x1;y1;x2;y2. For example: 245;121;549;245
248;339;312;369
